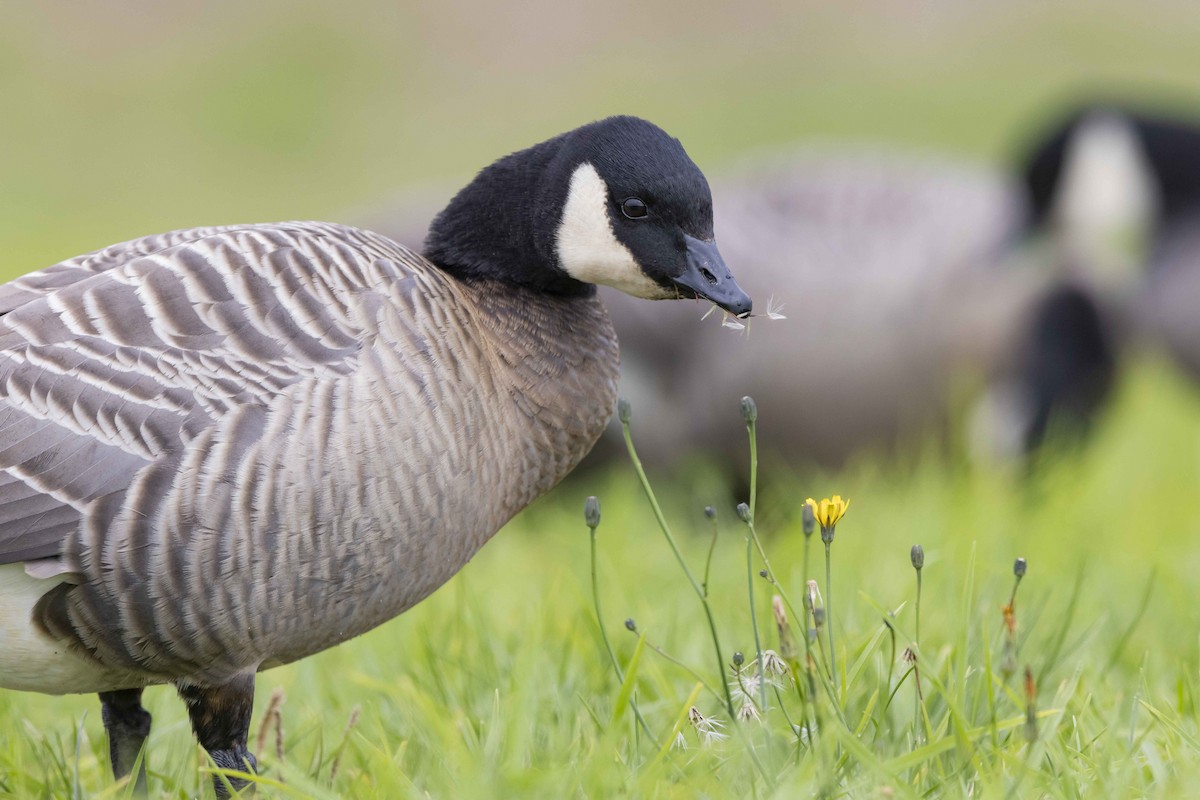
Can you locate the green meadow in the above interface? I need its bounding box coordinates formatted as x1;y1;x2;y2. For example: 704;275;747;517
3;2;1200;797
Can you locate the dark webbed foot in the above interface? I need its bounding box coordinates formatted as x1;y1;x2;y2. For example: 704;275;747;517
176;673;258;798
98;688;151;795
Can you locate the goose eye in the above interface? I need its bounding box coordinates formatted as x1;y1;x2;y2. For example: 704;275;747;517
621;197;648;219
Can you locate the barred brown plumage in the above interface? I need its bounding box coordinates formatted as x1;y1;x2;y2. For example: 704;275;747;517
0;116;750;797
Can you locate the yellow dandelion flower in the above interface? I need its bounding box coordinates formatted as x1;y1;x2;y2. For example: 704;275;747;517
805;495;849;542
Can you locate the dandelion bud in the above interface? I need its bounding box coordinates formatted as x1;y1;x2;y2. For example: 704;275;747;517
801;503;815;537
910;544;924;571
736;503;752;523
617;397;632;424
584;496;601;529
740;396;758;423
1013;557;1027;578
704;505;717;520
732;651;745;667
624;618;637;632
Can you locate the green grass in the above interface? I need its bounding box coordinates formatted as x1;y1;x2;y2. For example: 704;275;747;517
3;358;1200;798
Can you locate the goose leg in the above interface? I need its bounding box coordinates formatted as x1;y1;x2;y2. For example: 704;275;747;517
98;688;151;794
177;674;257;798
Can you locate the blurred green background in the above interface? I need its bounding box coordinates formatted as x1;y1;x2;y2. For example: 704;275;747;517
4;0;1200;272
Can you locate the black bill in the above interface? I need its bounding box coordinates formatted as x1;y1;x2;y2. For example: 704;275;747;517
674;235;753;317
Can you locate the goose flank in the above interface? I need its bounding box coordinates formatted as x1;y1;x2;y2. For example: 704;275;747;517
0;115;751;796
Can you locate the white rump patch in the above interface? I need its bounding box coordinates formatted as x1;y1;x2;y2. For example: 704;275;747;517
0;562;122;694
556;163;675;299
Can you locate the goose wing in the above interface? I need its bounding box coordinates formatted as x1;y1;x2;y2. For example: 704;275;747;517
0;221;413;563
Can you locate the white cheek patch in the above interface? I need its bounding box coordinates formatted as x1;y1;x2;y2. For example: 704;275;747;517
556;163;676;299
1056;113;1156;241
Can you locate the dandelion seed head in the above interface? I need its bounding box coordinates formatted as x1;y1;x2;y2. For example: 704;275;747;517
806;579;823;612
737;701;762;722
761;649;789;677
766;295;788;321
728;672;765;706
688;707;728;745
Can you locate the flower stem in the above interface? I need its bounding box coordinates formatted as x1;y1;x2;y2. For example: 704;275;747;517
621;419;736;718
802;534;818;731
826;541;838;696
702;510;719;598
913;567;924;746
746;533;768;714
916;569;923;643
747;417;758;518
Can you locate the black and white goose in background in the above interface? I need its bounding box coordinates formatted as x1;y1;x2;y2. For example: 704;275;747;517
1003;102;1200;452
0;116;751;797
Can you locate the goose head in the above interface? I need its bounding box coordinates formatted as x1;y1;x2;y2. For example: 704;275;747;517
424;115;752;317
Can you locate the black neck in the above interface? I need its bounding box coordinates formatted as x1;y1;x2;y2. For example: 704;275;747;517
423;135;593;297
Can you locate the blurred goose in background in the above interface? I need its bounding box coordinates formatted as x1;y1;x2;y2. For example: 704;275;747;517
1001;102;1200;451
0;116;751;797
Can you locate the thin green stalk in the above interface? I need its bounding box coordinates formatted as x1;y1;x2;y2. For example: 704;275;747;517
747;521;803;628
590;522;656;743
702;508;719;598
746;411;758;518
802;533;819;736
915;569;923;644
746;532;768;714
621;418;736;718
913;566;925;745
826;541;838;696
